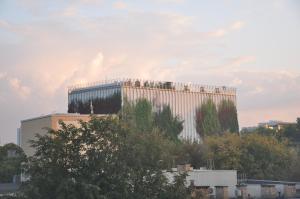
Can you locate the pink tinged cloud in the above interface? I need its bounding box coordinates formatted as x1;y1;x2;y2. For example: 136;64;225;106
113;1;127;10
8;77;31;99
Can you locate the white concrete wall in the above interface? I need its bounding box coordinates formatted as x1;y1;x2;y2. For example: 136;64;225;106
122;86;236;141
247;184;261;198
165;170;237;198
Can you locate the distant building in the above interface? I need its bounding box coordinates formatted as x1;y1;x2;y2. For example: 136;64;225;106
19;113;101;156
68;79;237;141
258;120;294;131
241;120;295;134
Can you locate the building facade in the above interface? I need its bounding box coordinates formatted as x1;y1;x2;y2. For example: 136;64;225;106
68;79;237;141
20;113;97;156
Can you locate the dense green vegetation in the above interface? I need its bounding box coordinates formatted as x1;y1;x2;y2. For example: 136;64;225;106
2;99;300;198
154;105;183;142
14;116;189;199
218;99;239;133
195;99;221;137
0;143;26;183
195;99;239;138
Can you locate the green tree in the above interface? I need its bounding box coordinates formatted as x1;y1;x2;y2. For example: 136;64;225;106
195;99;221;137
297;117;300;130
205;133;242;170
19;116;189;199
0;143;26;183
240;133;294;180
154;105;183;142
203;133;295;180
282;124;300;142
218;100;239;133
134;99;153;133
174;142;208;169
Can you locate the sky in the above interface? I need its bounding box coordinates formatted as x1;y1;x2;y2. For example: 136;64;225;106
0;0;299;144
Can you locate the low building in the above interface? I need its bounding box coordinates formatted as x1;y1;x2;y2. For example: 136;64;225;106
19;113;102;156
164;165;237;198
238;179;299;198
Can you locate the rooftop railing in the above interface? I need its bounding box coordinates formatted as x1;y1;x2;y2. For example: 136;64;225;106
68;78;236;95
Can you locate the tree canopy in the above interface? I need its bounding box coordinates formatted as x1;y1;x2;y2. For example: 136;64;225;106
204;133;295;180
0;143;26;183
218;99;239;133
134;99;153;133
195;99;221;137
18;116;190;199
154;105;183;142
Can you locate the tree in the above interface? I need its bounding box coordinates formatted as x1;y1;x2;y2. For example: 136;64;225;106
203;133;295;180
218;100;239;133
195;99;221;137
154;105;183;142
297;117;300;130
0;143;26;183
282;124;300;142
19;116;189;199
134;99;153;133
240;133;294;180
174;142;208;169
205;133;242;170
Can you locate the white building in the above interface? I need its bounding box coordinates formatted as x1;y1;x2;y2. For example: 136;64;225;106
68;79;237;141
164;165;237;198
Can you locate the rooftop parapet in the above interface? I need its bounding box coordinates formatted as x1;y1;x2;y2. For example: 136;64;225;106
68;78;236;95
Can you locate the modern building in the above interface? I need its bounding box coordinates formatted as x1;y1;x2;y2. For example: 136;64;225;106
68;79;237;141
19;113;99;156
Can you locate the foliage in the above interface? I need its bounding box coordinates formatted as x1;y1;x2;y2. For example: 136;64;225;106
195;99;221;137
282;124;300;142
253;126;278;137
240;133;294;180
205;133;242;170
297;117;300;130
204;133;295;180
122;99;183;141
68;93;122;114
19;116;189;199
154;105;184;142
218;100;239;133
0;143;26;183
134;99;154;133
174;142;208;169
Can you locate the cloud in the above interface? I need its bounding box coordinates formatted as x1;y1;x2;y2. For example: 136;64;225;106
230;21;245;30
206;20;246;38
69;52;105;84
113;1;127;10
229;56;256;66
62;6;78;17
207;28;227;37
8;77;31;99
153;0;185;3
0;72;7;79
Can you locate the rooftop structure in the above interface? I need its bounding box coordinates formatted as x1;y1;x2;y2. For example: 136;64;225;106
68;78;237;141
